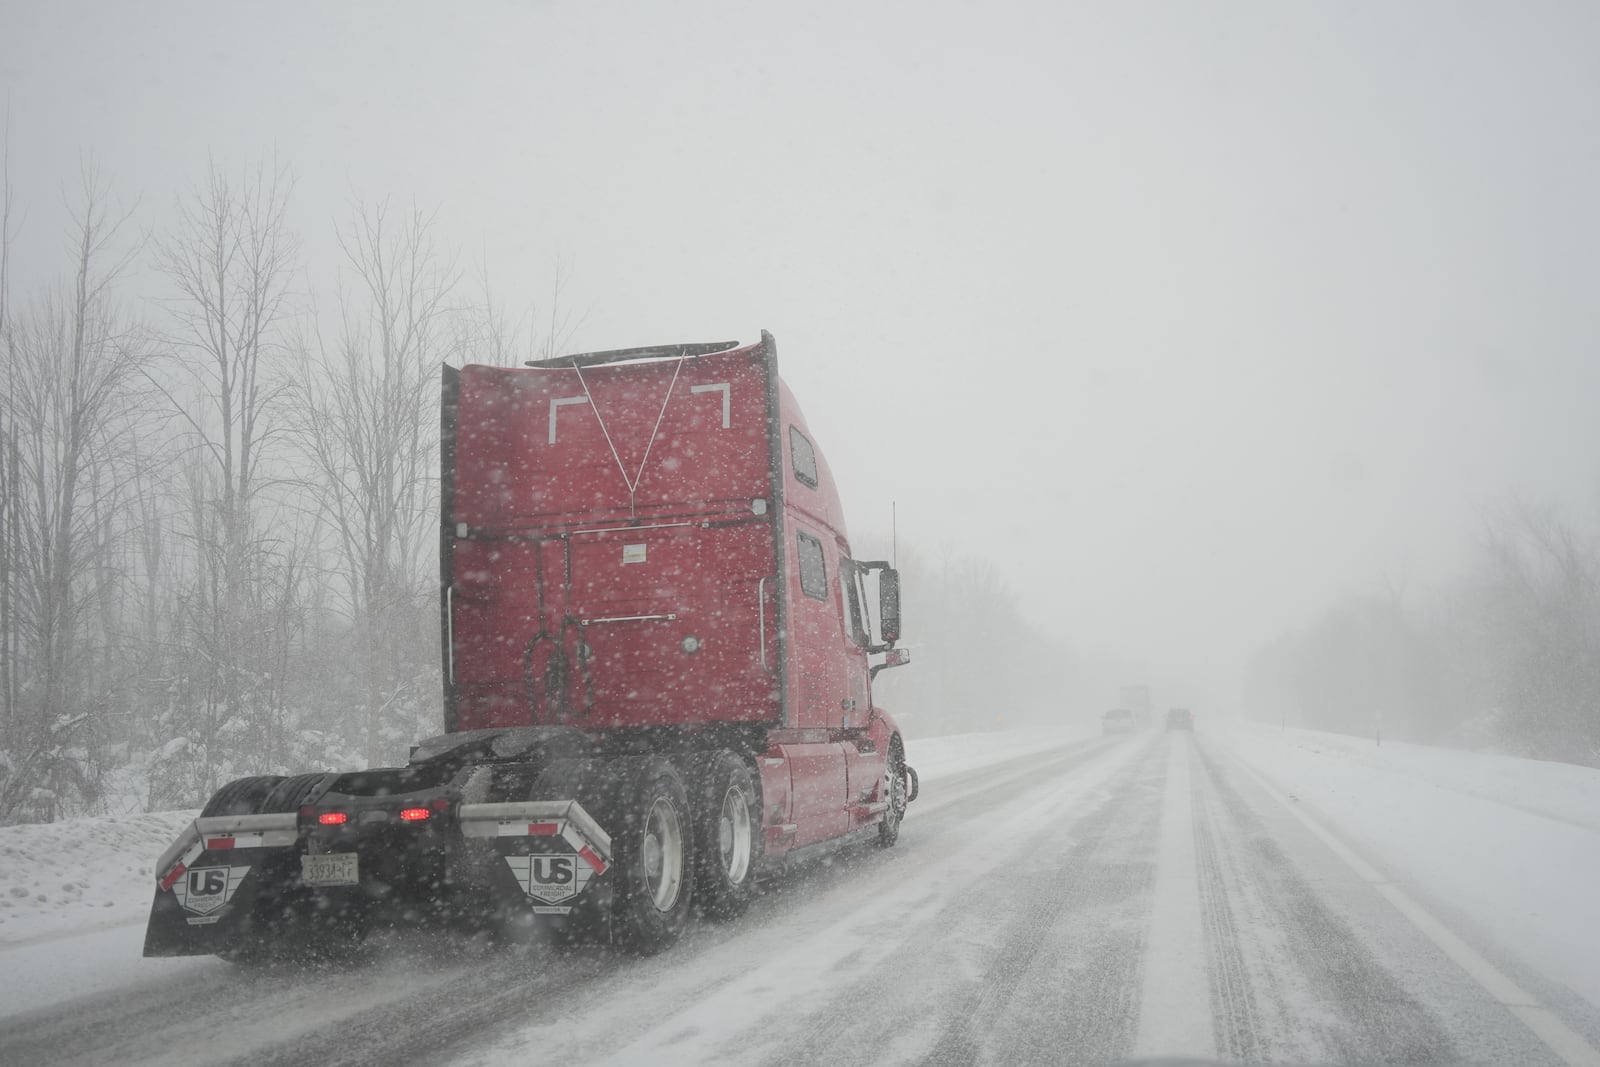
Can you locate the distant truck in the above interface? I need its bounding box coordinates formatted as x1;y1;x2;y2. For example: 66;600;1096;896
1101;708;1137;735
143;332;917;959
1119;685;1153;729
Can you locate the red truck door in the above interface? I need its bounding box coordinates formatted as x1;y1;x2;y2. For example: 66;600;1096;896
788;522;848;730
836;545;872;732
782;522;848;843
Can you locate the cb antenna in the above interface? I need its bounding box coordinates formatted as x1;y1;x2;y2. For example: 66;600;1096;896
892;501;897;568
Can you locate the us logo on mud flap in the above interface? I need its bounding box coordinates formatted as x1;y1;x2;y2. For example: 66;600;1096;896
173;865;250;916
504;853;594;906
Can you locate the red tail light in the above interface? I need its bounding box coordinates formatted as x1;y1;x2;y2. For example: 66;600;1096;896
398;807;431;822
317;811;349;826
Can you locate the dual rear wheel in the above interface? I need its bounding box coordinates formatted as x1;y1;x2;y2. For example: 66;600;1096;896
693;750;760;920
606;749;762;954
607;756;692;954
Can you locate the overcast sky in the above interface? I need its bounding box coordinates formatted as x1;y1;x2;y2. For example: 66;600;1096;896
5;1;1599;708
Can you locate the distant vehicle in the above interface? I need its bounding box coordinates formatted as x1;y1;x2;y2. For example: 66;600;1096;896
1102;708;1137;735
1166;707;1194;731
1119;685;1153;727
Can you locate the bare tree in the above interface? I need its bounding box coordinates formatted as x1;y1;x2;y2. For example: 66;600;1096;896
1480;502;1600;761
0;166;150;822
147;159;301;799
459;251;583;367
1;112;18;741
1243;500;1600;763
293;198;458;763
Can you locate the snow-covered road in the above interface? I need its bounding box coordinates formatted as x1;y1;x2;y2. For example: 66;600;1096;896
3;727;1599;1066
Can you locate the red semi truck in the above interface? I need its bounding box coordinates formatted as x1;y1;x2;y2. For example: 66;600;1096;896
143;332;916;957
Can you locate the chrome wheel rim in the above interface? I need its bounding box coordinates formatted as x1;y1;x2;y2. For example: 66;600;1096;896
642;795;684;911
718;786;753;885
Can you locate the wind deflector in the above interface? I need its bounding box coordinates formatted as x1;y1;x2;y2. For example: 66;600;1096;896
525;340;740;370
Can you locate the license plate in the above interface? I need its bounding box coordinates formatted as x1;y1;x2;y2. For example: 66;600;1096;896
301;852;359;887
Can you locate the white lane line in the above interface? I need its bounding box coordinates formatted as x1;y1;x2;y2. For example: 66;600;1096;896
1133;736;1216;1060
1230;753;1600;1067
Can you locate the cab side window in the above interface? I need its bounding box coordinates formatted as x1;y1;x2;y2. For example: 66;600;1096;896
796;531;827;600
839;558;870;647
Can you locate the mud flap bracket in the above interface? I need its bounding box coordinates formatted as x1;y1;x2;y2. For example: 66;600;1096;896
458;800;614;915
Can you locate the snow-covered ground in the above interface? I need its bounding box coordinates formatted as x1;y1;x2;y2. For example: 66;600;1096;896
0;809;196;946
1237;724;1600;831
4;723;1599;1067
1230;724;1600;1015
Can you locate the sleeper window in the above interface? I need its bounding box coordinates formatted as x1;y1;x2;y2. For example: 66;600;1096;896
790;426;818;488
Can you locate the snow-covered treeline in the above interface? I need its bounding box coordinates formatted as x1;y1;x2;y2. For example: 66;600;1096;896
1245;502;1600;766
0;160;571;825
869;549;1086;737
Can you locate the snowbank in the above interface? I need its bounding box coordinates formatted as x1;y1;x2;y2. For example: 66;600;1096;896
1231;724;1600;1012
0;809;197;946
1244;725;1600;831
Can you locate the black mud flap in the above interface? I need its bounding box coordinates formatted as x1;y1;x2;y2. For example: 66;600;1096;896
143;813;302;958
142;867;261;956
459;800;616;940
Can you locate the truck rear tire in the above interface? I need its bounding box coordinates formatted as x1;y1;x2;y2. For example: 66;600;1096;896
693;750;760;920
609;756;694;954
200;775;286;817
259;772;327;813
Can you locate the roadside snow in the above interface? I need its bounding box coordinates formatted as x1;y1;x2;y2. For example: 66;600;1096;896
1231;724;1600;1013
1245;726;1600;831
0;809;196;946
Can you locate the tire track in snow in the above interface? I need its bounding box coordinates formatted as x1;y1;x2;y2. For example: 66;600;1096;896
917;739;1163;1067
1192;738;1463;1065
0;734;1134;1067
1190;746;1264;1063
574;735;1158;1067
732;735;1163;1067
328;736;1136;1067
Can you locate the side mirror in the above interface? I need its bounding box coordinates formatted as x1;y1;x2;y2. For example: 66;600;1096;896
879;567;901;644
871;646;910;679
